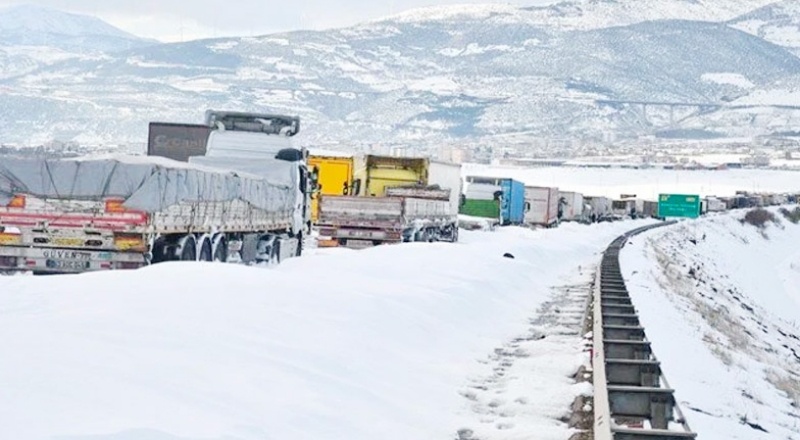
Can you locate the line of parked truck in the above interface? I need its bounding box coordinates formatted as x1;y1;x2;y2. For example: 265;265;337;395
1;109;798;274
456;175;800;228
0;111;467;273
459;176;599;228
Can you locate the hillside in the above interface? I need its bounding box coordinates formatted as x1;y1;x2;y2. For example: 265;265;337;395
621;208;800;438
379;1;777;30
0;1;799;147
731;0;800;55
0;4;155;79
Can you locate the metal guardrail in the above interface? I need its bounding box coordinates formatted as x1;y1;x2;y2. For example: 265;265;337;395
593;221;697;439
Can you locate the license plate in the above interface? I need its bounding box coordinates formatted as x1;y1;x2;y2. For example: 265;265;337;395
53;237;85;247
42;249;92;261
346;239;374;248
46;259;91;270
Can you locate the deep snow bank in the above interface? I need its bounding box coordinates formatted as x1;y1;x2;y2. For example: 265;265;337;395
0;220;655;440
621;209;800;439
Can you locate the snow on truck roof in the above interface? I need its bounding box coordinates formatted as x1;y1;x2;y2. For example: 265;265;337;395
62;153;267;180
308;148;353;158
0;155;298;213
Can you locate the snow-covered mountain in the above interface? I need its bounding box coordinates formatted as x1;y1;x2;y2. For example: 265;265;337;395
730;0;800;56
1;2;800;149
381;0;777;31
0;4;153;50
0;4;156;79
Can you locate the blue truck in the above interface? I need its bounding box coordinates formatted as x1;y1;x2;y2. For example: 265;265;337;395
464;176;526;225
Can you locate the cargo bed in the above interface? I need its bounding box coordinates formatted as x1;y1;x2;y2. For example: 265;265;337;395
317;193;455;248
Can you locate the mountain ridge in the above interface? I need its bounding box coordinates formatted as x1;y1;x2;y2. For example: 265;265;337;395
1;1;799;150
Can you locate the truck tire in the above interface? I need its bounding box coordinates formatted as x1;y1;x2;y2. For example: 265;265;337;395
199;237;213;262
271;240;281;264
295;232;303;257
255;235;276;265
150;237;169;263
179;235;197;261
212;235;228;262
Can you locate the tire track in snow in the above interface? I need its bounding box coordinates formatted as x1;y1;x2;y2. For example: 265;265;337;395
456;265;595;440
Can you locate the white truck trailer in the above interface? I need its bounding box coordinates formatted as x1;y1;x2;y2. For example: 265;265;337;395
0;111;314;274
524;186;559;227
429;160;463;228
558;191;585;222
585;196;612;221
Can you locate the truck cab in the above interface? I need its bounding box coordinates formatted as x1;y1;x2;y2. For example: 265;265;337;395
352;155;429;197
200;110;317;236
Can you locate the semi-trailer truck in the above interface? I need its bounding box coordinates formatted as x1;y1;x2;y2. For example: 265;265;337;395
524;186;559;227
317;156;461;248
585;196;612;221
558;191;585;222
463;176;525;225
0;110;314;274
460;181;502;222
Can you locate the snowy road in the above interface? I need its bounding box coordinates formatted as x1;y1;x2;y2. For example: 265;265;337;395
0;220;656;440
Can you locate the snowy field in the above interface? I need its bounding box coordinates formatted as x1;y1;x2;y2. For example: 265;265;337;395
621;209;800;439
0;220;657;440
467;164;800;200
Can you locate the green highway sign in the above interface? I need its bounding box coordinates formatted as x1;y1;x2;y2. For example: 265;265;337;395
658;194;701;218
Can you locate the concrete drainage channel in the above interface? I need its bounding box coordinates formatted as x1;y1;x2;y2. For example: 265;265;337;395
592;222;698;440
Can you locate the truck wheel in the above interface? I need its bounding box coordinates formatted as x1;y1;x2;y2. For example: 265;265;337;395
199;238;213;262
150;237;169;263
295;232;303;257
212;236;228;262
271;240;281;265
179;235;197;261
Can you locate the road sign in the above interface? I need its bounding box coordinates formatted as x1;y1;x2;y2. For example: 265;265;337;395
658;194;701;218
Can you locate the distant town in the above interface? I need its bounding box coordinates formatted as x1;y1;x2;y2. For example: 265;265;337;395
3;133;800;171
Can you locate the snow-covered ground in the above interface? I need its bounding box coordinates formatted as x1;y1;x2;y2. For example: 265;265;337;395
466;164;800;199
621;208;800;439
0;220;657;440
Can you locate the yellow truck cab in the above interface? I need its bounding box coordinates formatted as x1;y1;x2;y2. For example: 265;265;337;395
316;154;461;248
308;154;355;223
352;155;428;196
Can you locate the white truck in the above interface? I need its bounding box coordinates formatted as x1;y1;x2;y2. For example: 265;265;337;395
585;196;612;221
0;111;314;274
429;160;463;230
558;191;585;222
317;156;461;248
524;186;559;228
612;198;647;219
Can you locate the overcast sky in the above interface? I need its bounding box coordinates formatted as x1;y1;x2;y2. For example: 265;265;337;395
0;0;559;42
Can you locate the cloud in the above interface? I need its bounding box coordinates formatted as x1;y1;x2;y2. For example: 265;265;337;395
0;0;556;41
